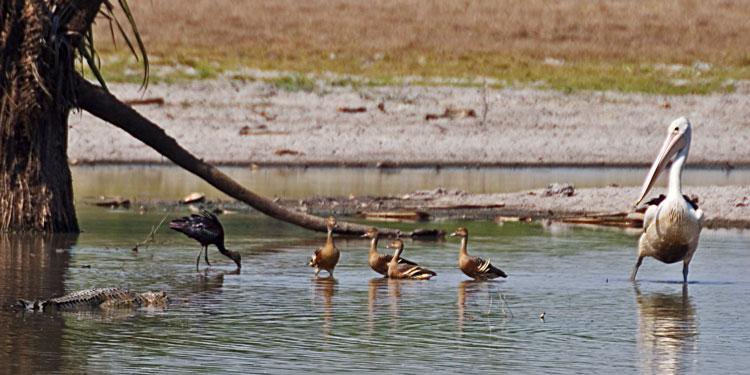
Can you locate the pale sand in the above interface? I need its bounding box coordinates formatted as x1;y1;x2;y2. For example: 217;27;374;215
68;78;750;167
68;78;750;228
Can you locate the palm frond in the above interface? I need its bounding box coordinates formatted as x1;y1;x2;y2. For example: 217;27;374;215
79;0;149;91
116;0;149;89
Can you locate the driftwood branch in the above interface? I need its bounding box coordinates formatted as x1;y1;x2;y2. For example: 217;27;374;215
73;76;421;237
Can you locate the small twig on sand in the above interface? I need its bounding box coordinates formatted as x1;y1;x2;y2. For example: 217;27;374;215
480;78;489;126
132;215;169;251
123;97;165;106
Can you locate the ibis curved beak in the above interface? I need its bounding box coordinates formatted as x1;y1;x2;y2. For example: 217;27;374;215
634;129;689;206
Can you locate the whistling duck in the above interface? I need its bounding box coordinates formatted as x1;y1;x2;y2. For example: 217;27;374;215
450;227;507;280
362;227;417;276
384;239;436;280
631;117;704;283
169;210;241;270
308;216;341;277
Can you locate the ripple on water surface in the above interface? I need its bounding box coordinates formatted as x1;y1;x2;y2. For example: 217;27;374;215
1;211;749;373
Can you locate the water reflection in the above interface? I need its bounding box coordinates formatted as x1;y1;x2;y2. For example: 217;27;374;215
0;234;77;374
71;165;750;201
190;270;231;295
635;285;698;375
457;280;483;332
457;280;508;335
367;277;388;334
386;278;402;320
311;277;337;336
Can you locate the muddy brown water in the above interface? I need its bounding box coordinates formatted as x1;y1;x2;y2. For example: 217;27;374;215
1;166;749;373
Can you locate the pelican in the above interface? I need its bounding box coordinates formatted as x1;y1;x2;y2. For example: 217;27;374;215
630;117;703;283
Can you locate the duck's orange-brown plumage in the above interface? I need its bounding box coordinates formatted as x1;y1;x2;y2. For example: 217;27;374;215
385;239;436;280
451;227;507;280
362;228;417;276
308;216;340;277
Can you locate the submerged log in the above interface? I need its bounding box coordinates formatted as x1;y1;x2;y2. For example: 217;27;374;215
361;211;430;221
558;211;643;228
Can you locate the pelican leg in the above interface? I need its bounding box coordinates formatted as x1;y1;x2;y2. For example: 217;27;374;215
630;256;644;281
204;246;211;267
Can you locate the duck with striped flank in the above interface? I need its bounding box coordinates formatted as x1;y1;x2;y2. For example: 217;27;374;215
362;227;417;276
451;227;507;280
385;239;436;280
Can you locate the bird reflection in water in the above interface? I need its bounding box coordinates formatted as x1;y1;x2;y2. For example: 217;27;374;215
457;280;510;336
387;278;402;319
457;280;485;333
311;277;337;337
186;268;235;300
367;278;387;333
635;284;698;375
367;277;405;333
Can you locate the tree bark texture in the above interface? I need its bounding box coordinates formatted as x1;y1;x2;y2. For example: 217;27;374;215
0;0;102;232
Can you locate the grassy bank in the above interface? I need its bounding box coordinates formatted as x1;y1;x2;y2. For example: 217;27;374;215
86;50;750;95
90;0;750;94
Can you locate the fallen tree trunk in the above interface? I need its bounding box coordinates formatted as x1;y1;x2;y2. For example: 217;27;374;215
74;76;412;237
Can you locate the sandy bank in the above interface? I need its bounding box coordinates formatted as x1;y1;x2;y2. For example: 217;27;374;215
286;185;750;230
121;185;749;230
68;78;750;167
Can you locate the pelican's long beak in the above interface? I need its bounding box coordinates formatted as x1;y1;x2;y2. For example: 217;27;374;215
634;129;688;206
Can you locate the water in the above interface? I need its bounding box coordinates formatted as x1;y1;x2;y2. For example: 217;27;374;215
71;165;750;200
1;167;749;373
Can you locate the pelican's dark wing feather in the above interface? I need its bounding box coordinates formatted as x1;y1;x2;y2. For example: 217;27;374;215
683;194;699;210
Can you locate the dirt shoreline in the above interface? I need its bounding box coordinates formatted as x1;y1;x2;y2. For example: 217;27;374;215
69;159;748;169
290;186;750;230
115;185;750;231
68;78;750;167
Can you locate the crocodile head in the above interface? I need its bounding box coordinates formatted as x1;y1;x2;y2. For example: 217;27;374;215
139;291;169;306
16;299;47;311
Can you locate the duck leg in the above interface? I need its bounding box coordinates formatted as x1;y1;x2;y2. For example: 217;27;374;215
630;256;644;281
682;258;691;283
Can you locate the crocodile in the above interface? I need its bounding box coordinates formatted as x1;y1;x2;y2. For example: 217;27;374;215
17;288;169;311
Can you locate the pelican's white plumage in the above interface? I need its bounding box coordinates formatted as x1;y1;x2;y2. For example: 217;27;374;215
630;117;704;283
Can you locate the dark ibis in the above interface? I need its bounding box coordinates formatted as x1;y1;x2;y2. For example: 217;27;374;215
169;210;241;270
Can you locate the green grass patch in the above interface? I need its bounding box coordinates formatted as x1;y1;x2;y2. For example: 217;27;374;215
84;48;750;95
263;74;317;92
